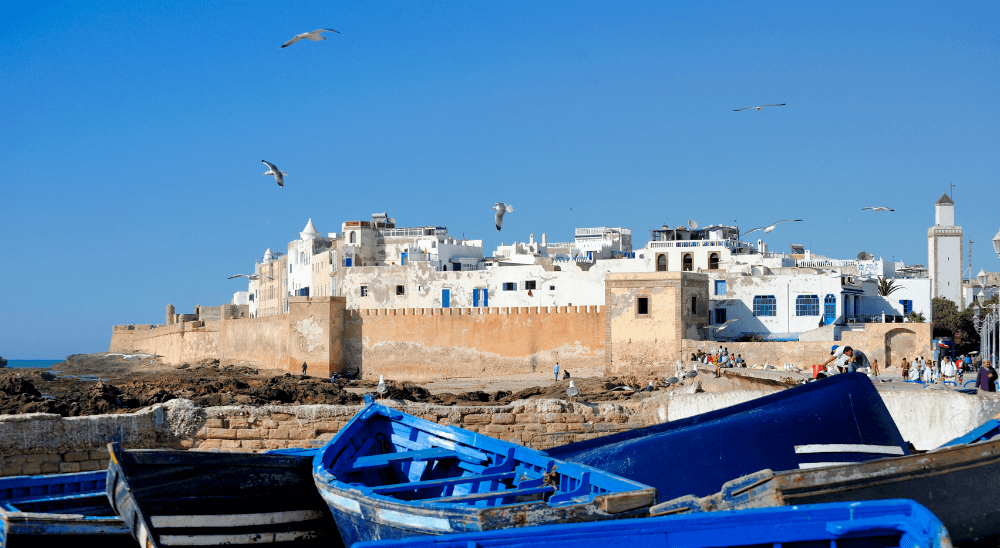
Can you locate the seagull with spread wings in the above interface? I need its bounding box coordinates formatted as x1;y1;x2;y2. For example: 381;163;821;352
733;103;786;112
228;274;274;281
281;29;340;48
493;203;513;231
741;219;803;237
262;160;286;187
862;206;895;212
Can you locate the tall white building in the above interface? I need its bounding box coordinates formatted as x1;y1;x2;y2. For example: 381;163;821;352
928;193;964;309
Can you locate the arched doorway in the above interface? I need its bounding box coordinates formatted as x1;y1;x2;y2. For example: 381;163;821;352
884;328;917;369
682;253;693;272
657;254;667;271
709;253;719;269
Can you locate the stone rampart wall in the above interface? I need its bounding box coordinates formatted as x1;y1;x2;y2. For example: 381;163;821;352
4;383;999;476
346;306;605;380
219;314;290;371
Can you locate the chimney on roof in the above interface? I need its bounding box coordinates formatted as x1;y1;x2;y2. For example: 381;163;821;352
529;233;535;245
542;233;547;246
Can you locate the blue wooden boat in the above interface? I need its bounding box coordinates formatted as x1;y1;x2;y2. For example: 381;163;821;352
547;373;911;502
0;469;131;547
351;499;951;548
313;399;658;546
106;443;341;548
651;419;1000;544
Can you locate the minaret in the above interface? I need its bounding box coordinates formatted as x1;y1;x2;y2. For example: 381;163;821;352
928;193;964;309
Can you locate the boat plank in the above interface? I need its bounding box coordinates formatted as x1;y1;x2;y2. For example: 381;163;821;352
371;472;517;495
351;448;461;471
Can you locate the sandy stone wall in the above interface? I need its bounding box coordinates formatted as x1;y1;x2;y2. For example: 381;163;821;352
4;383;999;476
218;314;290;371
111;321;219;364
346;306;606;380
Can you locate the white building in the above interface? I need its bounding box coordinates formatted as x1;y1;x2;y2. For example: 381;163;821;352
928;193;964;308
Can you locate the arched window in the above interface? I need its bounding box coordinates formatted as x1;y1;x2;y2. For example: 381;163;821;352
657;254;667;271
682;253;693;272
350;231;356;244
709;253;719;269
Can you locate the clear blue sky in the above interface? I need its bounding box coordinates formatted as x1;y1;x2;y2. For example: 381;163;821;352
1;1;997;359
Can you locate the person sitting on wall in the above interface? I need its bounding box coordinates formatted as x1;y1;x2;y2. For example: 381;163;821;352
841;346;869;374
735;354;745;368
908;360;922;381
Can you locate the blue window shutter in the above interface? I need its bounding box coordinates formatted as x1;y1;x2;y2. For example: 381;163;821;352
442;289;450;308
473;289;479;307
483;289;488;307
345;258;352;267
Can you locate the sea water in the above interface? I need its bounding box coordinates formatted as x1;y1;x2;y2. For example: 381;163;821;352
4;359;63;368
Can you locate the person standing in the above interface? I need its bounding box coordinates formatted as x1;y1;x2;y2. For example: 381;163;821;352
941;357;957;385
900;358;910;380
553;362;560;382
302;362;307;376
976;360;997;392
870;359;880;377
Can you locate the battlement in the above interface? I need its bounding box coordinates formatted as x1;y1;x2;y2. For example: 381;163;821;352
347;305;602;317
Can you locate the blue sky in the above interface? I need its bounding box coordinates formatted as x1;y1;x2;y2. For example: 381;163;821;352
1;1;997;359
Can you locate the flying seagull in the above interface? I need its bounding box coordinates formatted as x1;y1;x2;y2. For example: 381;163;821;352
281;29;340;48
733;103;786;112
862;206;895;212
228;274;273;281
262;160;286;187
493;202;513;231
741;219;803;237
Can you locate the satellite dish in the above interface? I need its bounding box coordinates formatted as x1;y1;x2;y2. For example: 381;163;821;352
688;219;698;230
790;244;805;254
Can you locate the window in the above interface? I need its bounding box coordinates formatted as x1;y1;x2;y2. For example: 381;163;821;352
795;295;820;316
360;285;368;297
715;280;726;296
525;280;537;290
350;231;356;244
714;308;727;324
549;285;555;291
753;295;776;316
503;282;516;291
709;253;719;269
396;285;405;296
824;294;836;323
637;297;649;315
691;296;697;314
657;254;667;271
899;299;913;315
682;253;693;271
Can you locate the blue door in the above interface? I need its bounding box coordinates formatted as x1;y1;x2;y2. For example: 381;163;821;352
442;289;450;308
345;258;352;267
824;294;836;325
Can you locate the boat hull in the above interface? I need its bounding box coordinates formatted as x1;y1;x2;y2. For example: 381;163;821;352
653;435;1000;544
107;443;342;548
0;470;130;547
314;402;657;546
351;499;952;548
548;373;910;501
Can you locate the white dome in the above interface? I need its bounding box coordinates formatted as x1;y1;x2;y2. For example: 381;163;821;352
300;218;320;239
263;248;273;262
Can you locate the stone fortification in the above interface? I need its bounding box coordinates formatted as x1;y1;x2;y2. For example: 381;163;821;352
4;386;999;477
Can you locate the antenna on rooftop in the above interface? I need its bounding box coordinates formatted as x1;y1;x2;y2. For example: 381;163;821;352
687;219;698;230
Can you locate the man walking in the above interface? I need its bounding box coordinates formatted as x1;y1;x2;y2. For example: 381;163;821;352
976;360;997;392
302;362;308;376
553;362;560;382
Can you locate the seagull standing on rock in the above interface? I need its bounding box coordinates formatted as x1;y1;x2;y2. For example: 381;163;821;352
262;160;287;187
281;29;340;48
493;203;513;231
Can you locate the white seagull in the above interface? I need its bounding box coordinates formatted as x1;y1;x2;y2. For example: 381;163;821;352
733;103;787;112
741;219;803;237
493;203;513;231
262;160;287;187
862;206;895;212
281;29;340;49
228;274;273;281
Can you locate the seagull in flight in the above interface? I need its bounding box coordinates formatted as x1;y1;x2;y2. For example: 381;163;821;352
262;160;286;187
281;29;340;48
733;103;786;112
862;206;895;212
493;203;513;231
742;219;803;236
228;274;274;281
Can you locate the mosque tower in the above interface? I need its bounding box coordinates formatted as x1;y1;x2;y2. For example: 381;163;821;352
928;193;964;309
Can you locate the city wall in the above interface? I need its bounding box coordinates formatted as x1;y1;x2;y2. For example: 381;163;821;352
112;298;605;379
4;386;999;477
345;305;605;380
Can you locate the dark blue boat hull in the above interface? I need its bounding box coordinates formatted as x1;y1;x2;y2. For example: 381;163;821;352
351;499;951;548
548;373;909;501
0;470;131;547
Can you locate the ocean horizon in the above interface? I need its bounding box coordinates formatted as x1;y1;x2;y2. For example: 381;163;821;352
4;359;63;368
